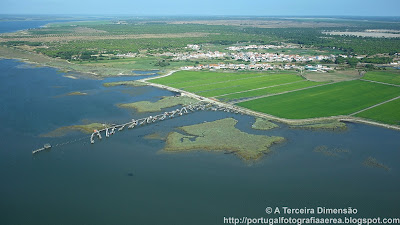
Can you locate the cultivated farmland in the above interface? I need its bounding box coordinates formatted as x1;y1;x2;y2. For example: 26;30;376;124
149;70;400;124
356;98;400;125
362;70;400;85
237;80;400;119
218;80;325;102
151;71;308;98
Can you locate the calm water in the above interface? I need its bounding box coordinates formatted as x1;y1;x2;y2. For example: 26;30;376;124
0;19;77;33
1;59;399;224
0;21;399;224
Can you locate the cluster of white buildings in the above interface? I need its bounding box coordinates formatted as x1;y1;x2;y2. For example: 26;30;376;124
181;63;332;72
304;64;333;72
181;63;275;71
230;52;335;63
337;54;364;59
226;44;295;51
115;52;137;58
160;51;335;63
186;44;201;51
161;51;227;60
156;44;337;63
390;61;400;65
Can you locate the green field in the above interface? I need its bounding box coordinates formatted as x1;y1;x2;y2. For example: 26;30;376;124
218;80;325;102
152;71;265;86
76;56;192;71
151;71;305;97
237;80;400;119
356;98;400;125
363;70;400;85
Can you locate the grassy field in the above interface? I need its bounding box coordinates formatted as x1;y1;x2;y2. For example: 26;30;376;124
151;70;264;86
218;80;325;102
302;69;361;82
77;57;242;72
184;74;303;96
363;70;400;85
151;71;305;97
237;80;400;119
356;98;400;125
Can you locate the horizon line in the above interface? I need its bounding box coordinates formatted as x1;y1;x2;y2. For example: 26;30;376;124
1;14;400;18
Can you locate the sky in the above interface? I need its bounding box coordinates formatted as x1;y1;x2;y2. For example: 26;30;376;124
0;0;399;16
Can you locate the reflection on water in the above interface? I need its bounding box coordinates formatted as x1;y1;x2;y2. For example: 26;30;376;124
0;59;399;225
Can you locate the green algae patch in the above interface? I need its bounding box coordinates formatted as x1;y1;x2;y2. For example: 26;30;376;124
103;80;147;87
67;91;88;96
363;157;390;171
252;118;279;130
162;118;285;161
119;96;197;113
41;123;107;137
290;120;347;131
313;145;351;157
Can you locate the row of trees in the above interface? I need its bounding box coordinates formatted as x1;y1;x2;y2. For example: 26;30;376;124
243;27;400;55
335;56;394;67
15;21;400;62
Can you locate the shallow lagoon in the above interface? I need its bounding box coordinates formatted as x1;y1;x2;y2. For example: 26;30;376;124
0;59;399;224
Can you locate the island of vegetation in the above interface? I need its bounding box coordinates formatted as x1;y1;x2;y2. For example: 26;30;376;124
290;120;347;131
41;123;108;137
251;118;279;130
313;145;351;157
118;95;196;113
161;118;285;161
363;156;391;171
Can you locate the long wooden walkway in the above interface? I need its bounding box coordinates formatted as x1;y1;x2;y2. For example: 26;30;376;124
90;102;240;144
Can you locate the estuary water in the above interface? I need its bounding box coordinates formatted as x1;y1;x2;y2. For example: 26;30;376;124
0;59;399;225
0;19;77;33
0;22;399;225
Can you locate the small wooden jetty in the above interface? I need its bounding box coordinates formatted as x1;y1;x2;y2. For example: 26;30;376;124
32;143;52;154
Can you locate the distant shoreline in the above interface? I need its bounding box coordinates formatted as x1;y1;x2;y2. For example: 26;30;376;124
0;46;162;77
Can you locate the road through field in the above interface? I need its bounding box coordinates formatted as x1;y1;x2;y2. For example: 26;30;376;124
230;80;340;104
144;71;400;130
178;74;273;89
213;80;306;98
141;79;400;131
360;79;400;87
350;95;400;116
